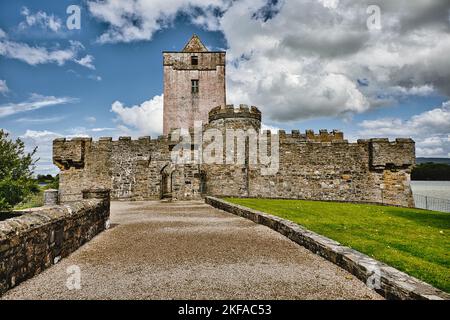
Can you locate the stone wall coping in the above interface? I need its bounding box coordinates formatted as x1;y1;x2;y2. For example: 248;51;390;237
54;136;168;145
205;196;450;300
0;199;103;240
0;197;110;296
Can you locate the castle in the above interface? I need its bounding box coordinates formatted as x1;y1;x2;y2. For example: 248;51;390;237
53;35;416;207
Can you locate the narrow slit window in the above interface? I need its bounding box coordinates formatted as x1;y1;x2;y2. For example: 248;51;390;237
191;55;198;66
191;80;199;94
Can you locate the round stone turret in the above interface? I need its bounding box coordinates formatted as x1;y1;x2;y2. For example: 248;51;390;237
208;104;261;131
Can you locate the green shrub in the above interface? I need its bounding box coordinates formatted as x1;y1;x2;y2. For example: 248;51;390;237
0;129;39;211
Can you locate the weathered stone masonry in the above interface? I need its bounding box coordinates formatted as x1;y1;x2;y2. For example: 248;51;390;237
163;35;226;135
0;189;110;295
53;35;415;207
54;104;415;207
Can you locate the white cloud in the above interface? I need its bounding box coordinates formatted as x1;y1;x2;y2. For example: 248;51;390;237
0;79;9;95
88;75;102;81
0;93;78;118
91;127;115;132
22;129;62;140
0;39;76;66
17;126;122;175
111;94;163;137
86;0;450;124
221;0;450;122
87;0;230;43
15;116;66;123
75;55;96;70
359;101;450;137
358;101;450;157
318;0;340;9
261;123;280;132
20;130;63;176
85;116;96;124
0;31;95;69
390;85;435;96
19;6;62;32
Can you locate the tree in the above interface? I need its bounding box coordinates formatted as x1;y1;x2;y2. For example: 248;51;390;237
0;129;39;211
44;174;59;190
411;163;450;181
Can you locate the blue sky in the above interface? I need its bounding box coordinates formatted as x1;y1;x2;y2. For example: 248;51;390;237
1;0;450;174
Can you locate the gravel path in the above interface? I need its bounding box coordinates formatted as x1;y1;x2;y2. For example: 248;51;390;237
2;201;382;300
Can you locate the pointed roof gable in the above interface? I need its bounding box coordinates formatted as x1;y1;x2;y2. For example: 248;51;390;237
182;34;208;52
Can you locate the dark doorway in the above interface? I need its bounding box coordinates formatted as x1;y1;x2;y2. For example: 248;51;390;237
160;165;173;199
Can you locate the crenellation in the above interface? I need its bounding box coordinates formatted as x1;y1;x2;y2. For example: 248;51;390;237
208;104;262;123
239;104;249;112
305;129;344;142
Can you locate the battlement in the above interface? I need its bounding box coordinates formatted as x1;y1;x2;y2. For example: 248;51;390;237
208;104;262;122
53;136;170;170
53;138;89;170
364;138;416;170
271;129;344;142
305;129;344;142
53;136;168;144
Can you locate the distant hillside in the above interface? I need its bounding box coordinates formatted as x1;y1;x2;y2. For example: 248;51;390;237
412;162;450;181
416;158;450;165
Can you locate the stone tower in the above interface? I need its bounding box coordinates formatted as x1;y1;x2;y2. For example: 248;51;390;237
163;35;226;135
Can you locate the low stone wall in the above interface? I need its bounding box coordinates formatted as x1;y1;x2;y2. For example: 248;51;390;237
205;196;450;300
0;190;110;296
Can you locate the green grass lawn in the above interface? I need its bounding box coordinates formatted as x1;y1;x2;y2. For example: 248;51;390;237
225;198;450;293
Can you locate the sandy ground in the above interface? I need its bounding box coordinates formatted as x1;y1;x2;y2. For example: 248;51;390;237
1;200;382;300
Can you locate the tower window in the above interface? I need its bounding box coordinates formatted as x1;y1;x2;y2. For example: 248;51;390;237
191;80;199;94
191;55;198;65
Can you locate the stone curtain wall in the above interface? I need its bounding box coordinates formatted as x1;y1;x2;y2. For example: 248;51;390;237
245;137;415;207
54;137;202;202
0;190;110;296
53;105;415;206
53;135;415;206
55;136;168;202
204;105;415;207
